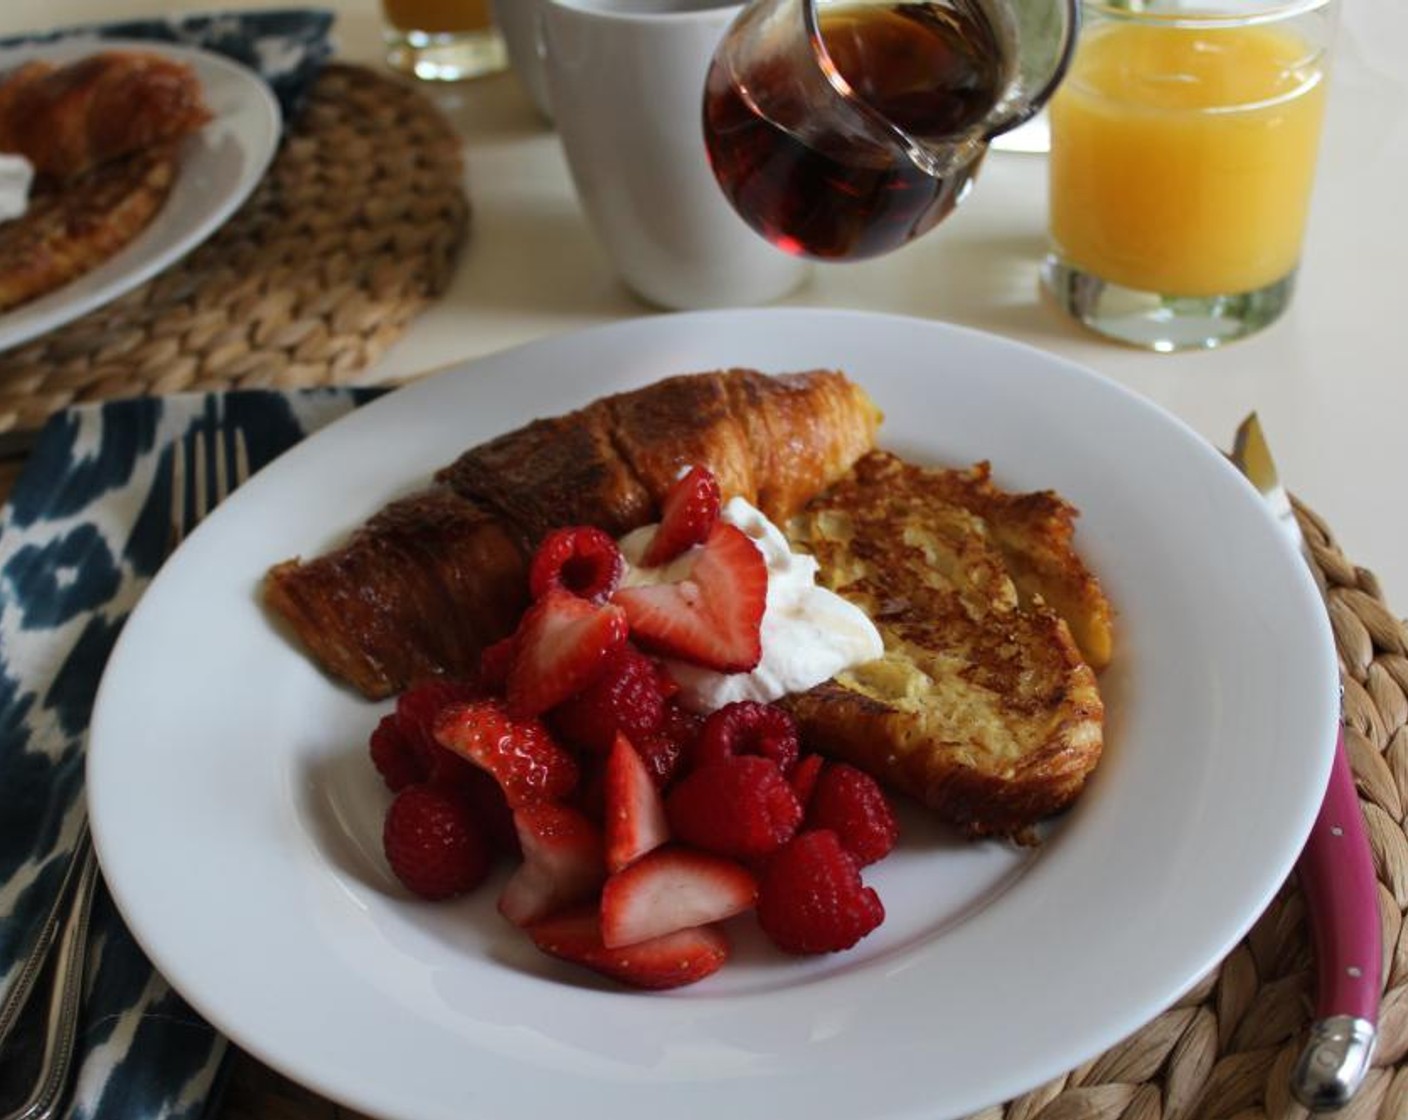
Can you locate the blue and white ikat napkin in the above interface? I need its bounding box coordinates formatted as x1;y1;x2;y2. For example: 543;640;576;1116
0;388;381;1119
0;8;336;123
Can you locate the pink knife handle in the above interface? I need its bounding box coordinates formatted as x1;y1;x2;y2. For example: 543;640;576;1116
1297;726;1381;1021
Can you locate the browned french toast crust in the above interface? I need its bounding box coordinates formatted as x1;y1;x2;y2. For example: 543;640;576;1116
783;450;1108;839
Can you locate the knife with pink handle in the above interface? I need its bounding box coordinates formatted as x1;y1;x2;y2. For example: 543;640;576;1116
1230;415;1380;1111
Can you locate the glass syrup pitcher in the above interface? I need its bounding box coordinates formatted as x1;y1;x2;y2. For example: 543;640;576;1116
703;0;1079;260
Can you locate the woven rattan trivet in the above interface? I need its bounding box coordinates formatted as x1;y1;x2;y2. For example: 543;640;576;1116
0;63;468;434
217;497;1408;1120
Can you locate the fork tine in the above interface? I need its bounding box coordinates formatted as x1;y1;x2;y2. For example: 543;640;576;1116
193;427;210;526
232;427;250;490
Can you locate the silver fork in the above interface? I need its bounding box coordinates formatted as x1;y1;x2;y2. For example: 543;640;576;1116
0;425;250;1120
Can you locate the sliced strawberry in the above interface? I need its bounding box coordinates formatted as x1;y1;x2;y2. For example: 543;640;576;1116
612;522;766;672
507;589;629;718
641;465;722;567
599;846;757;949
434;697;579;808
604;734;669;873
527;906;730;990
498;803;606;927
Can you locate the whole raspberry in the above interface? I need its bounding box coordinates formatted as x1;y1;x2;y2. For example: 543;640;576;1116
665;755;802;859
756;829;885;955
693;700;800;774
369;713;425;791
529;526;624;603
549;646;668;754
396;678;483;780
635;702;702;789
806;762;899;866
383;784;492;900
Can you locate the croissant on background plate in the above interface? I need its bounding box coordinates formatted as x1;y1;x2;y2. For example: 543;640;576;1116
263;369;883;699
0;50;210;183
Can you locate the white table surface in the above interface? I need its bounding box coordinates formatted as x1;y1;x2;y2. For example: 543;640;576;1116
3;0;1404;609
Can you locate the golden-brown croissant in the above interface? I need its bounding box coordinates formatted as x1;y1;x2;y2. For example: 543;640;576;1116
0;50;210;183
264;369;882;699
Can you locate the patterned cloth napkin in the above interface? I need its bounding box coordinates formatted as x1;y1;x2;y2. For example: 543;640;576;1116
0;388;380;1119
0;7;336;123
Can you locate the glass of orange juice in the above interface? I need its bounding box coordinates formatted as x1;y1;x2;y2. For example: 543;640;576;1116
1042;0;1338;351
382;0;509;81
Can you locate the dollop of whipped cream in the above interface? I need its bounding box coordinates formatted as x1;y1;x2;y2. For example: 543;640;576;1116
618;495;883;713
0;155;34;223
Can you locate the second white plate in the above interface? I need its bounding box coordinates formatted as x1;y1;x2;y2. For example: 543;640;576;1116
0;39;281;352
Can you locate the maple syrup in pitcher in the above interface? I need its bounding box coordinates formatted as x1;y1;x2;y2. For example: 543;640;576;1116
704;0;1011;260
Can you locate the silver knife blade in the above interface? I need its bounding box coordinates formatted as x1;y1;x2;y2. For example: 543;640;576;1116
1229;413;1380;1111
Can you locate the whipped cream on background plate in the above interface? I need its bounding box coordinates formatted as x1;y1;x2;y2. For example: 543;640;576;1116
0;154;33;222
618;495;883;712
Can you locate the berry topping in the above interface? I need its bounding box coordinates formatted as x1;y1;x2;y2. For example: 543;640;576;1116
498;803;606;927
755;829;885;955
434;697;579;808
369;713;424;792
394;678;483;778
600;847;757;949
549;646;669;755
604;734;669;873
478;636;516;692
528;906;730;990
506;589;629;718
460;766;521;858
529;526;625;603
633;731;689;791
641;465;723;567
612;522;767;672
382;784;492;901
665;755;803;860
789;753;826;810
806;762;899;866
694;700;800;774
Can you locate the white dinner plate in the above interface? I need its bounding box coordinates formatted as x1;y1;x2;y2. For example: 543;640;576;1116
88;309;1339;1120
0;39;280;352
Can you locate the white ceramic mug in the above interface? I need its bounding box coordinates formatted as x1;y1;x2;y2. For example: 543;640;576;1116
539;0;810;310
492;0;553;120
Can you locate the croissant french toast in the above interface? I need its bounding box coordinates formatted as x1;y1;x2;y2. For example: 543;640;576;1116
0;51;210;184
782;451;1107;839
0;142;177;312
264;369;882;699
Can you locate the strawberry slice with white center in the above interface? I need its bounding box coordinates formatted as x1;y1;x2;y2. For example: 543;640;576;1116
599;846;757;949
641;465;722;567
498;802;607;927
507;588;629;718
613;522;766;672
528;906;730;990
604;733;669;873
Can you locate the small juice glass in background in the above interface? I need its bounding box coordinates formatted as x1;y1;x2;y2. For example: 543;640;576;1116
382;0;509;81
1042;0;1338;351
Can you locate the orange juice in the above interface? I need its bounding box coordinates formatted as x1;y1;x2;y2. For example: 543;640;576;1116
382;0;492;35
1049;19;1328;297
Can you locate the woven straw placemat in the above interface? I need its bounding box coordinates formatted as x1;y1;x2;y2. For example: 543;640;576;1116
0;62;468;434
216;498;1408;1118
